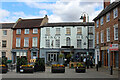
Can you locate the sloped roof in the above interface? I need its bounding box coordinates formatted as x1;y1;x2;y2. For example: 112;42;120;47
93;0;120;21
0;23;15;29
13;18;44;29
42;22;94;27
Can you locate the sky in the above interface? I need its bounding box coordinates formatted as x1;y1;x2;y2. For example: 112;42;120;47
0;0;116;23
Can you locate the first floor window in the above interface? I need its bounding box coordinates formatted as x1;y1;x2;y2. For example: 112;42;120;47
114;24;118;40
107;28;110;42
2;40;7;48
89;27;93;33
89;39;93;48
46;39;50;47
101;31;104;43
66;28;71;35
96;32;99;44
25;29;29;34
24;38;29;47
77;39;82;48
32;37;37;47
16;38;20;47
56;39;60;47
2;52;6;58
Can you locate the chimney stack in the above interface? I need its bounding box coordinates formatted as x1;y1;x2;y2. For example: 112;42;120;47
104;0;110;9
83;14;86;22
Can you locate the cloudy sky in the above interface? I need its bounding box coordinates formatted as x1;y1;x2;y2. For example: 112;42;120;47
0;0;116;23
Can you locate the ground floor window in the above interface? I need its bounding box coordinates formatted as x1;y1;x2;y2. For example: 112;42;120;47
31;52;38;59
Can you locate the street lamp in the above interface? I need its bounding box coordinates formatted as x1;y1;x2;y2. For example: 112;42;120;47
80;12;90;69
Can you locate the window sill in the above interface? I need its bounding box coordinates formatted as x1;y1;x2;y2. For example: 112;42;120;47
65;34;71;36
33;33;38;34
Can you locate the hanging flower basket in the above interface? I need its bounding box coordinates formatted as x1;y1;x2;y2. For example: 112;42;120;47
51;64;65;73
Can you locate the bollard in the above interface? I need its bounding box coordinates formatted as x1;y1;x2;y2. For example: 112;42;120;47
110;66;113;75
96;64;98;71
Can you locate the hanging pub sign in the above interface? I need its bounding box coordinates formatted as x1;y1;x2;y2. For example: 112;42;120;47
109;44;118;51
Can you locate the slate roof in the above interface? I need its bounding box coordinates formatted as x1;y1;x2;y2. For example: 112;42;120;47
13;18;44;29
0;23;15;29
93;0;120;21
42;22;94;27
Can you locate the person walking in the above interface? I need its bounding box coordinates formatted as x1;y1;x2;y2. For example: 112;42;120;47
90;56;93;68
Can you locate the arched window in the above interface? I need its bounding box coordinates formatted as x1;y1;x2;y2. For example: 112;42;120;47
66;37;71;46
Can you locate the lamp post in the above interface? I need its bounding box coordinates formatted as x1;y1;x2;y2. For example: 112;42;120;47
80;12;89;69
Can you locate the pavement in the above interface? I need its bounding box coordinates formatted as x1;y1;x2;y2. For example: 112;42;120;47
0;67;119;78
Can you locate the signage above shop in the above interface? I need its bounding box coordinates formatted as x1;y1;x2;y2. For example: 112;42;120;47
109;44;118;51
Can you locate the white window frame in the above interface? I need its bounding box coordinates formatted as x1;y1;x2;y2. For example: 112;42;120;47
96;32;99;44
33;28;38;34
106;13;110;22
77;27;82;34
56;39;60;47
3;30;7;36
101;30;104;43
16;38;21;47
24;37;29;47
100;17;103;25
106;28;110;42
56;28;60;35
32;37;37;47
89;39;93;48
46;28;50;36
66;28;71;35
46;39;50;47
113;8;118;19
96;20;99;28
25;29;29;34
16;29;21;34
114;24;118;40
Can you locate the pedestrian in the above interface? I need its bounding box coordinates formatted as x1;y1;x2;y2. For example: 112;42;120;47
86;57;90;69
90;56;93;68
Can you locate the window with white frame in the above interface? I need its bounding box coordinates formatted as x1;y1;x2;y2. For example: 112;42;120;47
56;28;60;35
25;29;29;34
101;30;104;43
16;52;27;56
16;29;21;34
24;38;29;47
96;20;99;28
89;27;93;33
113;8;118;19
100;17;103;25
32;37;37;47
106;13;110;22
46;39;50;47
107;28;110;42
33;28;38;34
46;28;50;36
89;39;93;48
56;39;60;47
3;30;7;35
2;40;7;48
77;27;82;34
16;38;21;47
77;39;82;48
114;24;118;40
96;32;99;44
66;28;71;35
66;37;71;46
89;34;93;39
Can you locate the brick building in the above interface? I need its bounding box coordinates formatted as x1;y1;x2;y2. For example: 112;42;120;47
11;15;48;63
93;0;120;70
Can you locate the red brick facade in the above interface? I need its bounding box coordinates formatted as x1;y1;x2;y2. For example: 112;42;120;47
94;2;120;70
